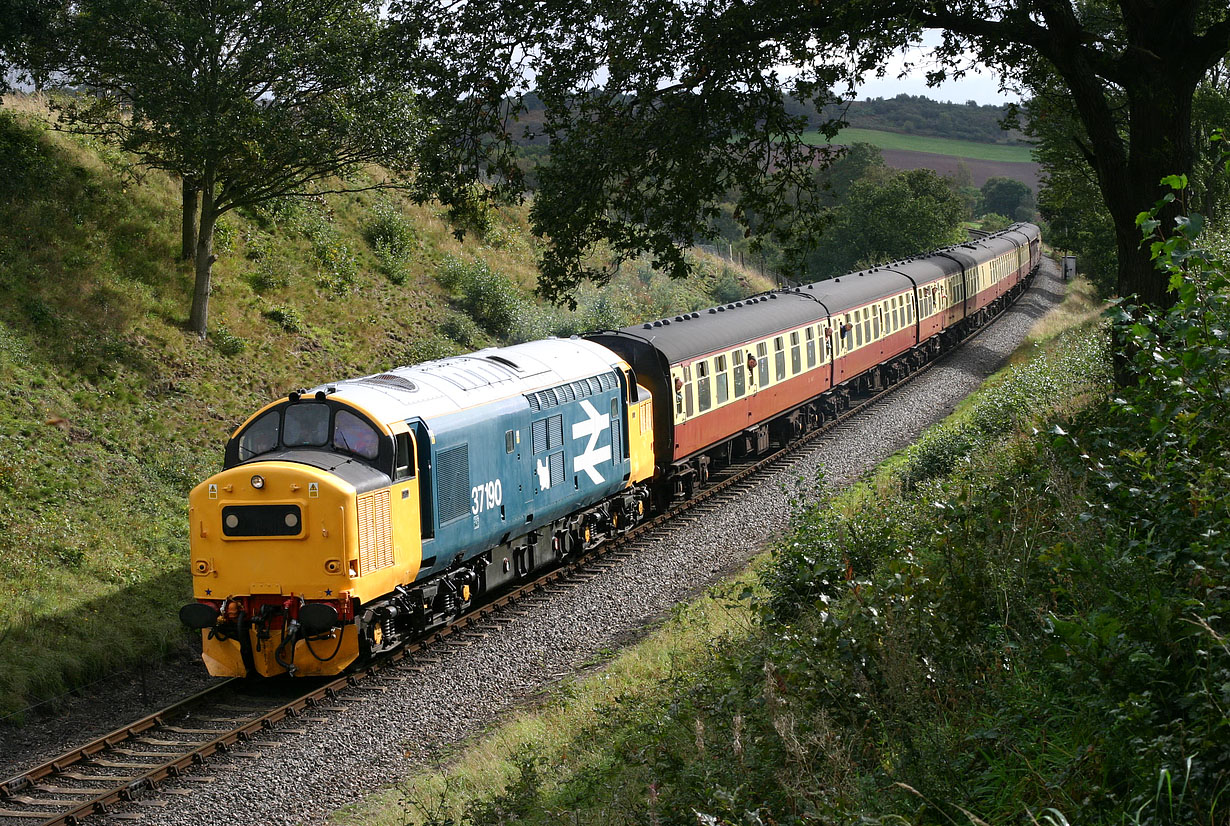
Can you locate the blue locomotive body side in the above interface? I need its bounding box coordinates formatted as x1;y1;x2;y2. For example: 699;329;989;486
414;370;630;581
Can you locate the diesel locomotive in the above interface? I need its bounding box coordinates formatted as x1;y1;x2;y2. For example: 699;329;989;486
180;223;1042;677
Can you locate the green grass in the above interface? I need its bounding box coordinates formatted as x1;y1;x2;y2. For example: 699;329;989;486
803;127;1036;163
0;94;774;721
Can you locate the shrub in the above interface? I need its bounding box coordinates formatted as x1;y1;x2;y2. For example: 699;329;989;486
439;312;484;348
435;254;529;340
364;201;418;284
710;265;746;304
246;257;291;293
403;336;459;363
363;200;417;259
210;325;246;355
261;305;302;333
293;208;358;295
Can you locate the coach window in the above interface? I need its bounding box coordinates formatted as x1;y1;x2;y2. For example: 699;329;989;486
805;327;816;368
863;308;873;342
854;311;863;347
696;360;711;412
732;349;746;398
773;337;786;381
892;298;900;330
873;307;881;340
715;355;729;404
757;342;770;385
790;331;801;374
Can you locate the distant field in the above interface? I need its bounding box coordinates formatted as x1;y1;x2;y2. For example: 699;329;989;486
803;128;1035;163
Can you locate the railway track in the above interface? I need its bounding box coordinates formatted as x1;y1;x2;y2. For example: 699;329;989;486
0;271;1036;826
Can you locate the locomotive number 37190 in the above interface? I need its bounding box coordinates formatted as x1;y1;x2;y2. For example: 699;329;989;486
471;479;503;515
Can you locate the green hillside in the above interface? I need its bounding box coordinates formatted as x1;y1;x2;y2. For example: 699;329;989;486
0;96;770;719
803;127;1035;163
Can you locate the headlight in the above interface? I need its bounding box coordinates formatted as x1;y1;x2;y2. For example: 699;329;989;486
250;474;265;490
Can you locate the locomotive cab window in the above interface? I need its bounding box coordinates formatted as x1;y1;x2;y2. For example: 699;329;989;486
394;432;414;480
238;410;280;460
284;402;330;447
333;409;380;459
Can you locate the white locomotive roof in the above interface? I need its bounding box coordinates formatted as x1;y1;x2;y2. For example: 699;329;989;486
308;338;624;426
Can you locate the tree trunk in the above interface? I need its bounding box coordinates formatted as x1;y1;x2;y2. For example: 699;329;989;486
181;181;198;261
188;178;217;336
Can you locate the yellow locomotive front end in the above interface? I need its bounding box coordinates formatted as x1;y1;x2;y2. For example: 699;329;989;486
180;392;422;677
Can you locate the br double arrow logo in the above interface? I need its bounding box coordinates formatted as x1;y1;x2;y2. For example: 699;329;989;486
572;400;611;484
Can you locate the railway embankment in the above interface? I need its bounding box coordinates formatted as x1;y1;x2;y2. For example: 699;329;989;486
332;244;1229;825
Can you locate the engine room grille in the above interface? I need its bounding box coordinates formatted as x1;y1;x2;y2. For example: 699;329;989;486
356;491;394;576
436;444;471;524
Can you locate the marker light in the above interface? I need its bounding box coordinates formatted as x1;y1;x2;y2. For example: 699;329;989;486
250;474;265;490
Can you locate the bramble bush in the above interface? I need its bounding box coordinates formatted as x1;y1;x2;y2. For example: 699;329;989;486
364;200;418;285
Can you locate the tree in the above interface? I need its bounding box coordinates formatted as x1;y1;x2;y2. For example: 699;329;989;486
807;167;968;276
1025;68;1120;294
980;176;1033;219
0;0;66;92
58;0;420;334
406;0;1230;311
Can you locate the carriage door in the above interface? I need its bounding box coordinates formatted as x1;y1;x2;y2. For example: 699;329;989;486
387;422;424;582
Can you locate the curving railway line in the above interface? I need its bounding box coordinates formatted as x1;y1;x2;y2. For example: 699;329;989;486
0;263;1041;825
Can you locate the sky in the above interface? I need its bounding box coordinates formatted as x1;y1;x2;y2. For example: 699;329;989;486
855;32;1021;106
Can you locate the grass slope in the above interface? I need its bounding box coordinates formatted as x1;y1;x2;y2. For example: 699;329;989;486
0;95;771;720
803;127;1036;163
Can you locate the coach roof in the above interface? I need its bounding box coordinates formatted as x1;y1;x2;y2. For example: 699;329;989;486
597;267;917;364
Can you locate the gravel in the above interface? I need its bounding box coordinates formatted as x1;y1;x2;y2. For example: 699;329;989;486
1;260;1065;826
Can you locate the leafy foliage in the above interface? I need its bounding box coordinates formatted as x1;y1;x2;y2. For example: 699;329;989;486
806;167;968;276
981;175;1035;220
364;200;420;285
406;0;1228;312
54;0;420;331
